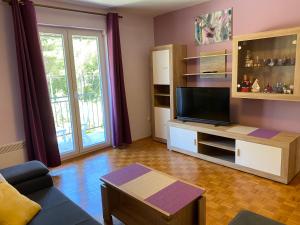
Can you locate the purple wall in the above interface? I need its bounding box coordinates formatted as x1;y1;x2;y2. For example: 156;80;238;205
154;0;300;133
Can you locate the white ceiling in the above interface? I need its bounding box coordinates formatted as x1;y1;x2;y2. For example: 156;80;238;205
56;0;211;17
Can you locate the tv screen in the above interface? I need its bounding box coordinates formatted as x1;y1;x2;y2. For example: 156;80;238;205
176;87;230;125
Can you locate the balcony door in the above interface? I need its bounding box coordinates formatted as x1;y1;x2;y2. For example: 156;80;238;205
39;26;110;158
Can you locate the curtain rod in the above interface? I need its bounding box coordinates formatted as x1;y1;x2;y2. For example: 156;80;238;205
2;0;123;18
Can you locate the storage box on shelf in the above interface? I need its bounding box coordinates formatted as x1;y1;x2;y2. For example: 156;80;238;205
183;50;232;78
232;26;300;101
167;120;300;184
151;45;186;142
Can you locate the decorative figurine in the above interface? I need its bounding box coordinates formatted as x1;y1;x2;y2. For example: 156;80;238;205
251;79;260;93
273;82;283;93
263;58;270;66
264;83;273;93
277;58;284;66
268;58;276;67
285;57;291;65
283;83;290;94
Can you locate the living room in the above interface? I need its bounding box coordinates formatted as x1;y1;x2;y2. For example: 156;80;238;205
0;0;300;225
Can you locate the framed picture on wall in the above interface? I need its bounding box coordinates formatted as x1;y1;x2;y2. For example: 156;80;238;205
195;8;232;45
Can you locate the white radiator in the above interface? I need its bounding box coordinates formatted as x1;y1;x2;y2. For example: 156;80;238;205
0;141;27;169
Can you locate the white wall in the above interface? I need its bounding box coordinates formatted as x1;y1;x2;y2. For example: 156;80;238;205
0;0;154;167
0;2;27;168
119;13;153;141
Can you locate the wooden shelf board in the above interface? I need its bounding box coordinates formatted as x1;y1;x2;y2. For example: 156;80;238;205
198;150;235;163
183;53;232;60
183;72;232;76
154;93;170;97
153;84;170;86
154;105;170;109
198;140;235;152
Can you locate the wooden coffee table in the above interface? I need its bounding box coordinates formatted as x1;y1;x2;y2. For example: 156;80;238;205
100;163;206;225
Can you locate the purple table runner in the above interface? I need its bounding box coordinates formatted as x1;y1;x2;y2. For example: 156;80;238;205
101;164;151;186
248;128;280;139
145;181;204;214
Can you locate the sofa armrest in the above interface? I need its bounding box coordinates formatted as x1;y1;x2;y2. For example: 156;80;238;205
0;160;49;185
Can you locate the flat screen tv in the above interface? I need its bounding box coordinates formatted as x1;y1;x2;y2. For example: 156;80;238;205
176;87;230;125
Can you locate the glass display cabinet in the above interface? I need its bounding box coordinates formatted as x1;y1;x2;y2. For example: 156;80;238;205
232;27;300;101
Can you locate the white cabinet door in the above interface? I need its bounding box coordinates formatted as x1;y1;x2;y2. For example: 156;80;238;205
154;107;170;140
236;140;282;176
169;127;197;153
152;50;170;85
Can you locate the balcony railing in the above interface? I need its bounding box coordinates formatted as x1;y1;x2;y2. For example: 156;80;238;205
50;95;103;138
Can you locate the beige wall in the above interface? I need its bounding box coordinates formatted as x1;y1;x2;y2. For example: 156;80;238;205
0;1;154;167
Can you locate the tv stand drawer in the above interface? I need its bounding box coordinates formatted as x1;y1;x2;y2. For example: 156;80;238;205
235;140;282;176
169;127;197;153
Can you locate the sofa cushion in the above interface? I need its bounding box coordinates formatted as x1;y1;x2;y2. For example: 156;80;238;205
27;187;101;225
0;181;41;225
0;161;49;185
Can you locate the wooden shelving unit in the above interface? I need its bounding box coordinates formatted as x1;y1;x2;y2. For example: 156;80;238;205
232;26;300;101
151;45;187;143
183;50;232;78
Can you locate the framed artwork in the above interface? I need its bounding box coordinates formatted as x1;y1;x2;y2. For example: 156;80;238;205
195;8;232;45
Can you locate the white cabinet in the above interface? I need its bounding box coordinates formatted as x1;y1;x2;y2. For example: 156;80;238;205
152;50;170;85
169;126;197;153
235;140;282;176
154;107;170;140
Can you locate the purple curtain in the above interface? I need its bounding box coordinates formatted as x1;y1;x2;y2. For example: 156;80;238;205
107;13;132;148
11;0;61;167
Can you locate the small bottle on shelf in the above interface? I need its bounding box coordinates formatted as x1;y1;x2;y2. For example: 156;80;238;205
240;74;251;92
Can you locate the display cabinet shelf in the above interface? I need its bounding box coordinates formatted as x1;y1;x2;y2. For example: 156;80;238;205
232;27;300;101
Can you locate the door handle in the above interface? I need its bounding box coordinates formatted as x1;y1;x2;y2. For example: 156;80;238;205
194;139;197;146
237;148;240;157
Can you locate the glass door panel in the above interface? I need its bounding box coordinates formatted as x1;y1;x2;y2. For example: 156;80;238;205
71;35;107;147
40;32;76;155
39;27;110;158
237;35;297;94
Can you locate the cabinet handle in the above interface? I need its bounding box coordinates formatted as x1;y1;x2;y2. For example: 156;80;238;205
237;149;240;157
194;139;197;146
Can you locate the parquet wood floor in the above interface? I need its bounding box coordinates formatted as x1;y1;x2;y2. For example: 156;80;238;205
51;138;300;225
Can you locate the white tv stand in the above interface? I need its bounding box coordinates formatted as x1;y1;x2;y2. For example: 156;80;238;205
167;120;300;184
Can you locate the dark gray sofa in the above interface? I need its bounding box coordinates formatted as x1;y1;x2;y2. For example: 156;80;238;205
0;161;101;225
